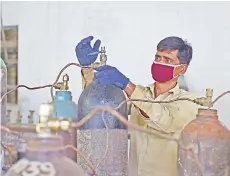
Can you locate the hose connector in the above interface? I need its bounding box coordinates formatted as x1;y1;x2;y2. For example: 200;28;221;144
91;46;107;69
37;103;73;133
193;88;213;107
54;74;69;90
36;118;73;133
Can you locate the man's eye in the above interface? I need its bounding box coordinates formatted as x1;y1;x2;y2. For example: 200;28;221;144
167;59;172;64
155;57;160;61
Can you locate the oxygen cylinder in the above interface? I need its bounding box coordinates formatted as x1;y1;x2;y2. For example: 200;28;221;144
1;57;7;125
52;74;78;161
1;57;7;173
77;47;129;176
4;103;87;176
177;108;230;176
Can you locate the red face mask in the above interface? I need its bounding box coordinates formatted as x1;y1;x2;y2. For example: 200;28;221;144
151;62;180;82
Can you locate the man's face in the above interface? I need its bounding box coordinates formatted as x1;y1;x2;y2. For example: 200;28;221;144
154;50;187;77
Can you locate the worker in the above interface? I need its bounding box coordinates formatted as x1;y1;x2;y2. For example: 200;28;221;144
75;36;200;176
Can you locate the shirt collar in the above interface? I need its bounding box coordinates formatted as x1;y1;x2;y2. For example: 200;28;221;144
148;82;180;95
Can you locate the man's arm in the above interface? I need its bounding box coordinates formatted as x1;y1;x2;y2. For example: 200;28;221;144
125;81;148;117
75;35;101;89
124;81;200;132
81;68;94;89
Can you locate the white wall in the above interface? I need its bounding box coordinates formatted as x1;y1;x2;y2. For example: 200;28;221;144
2;1;230;126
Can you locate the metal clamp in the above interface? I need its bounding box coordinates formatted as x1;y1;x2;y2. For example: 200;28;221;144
54;74;69;90
194;88;213;107
36;118;73;133
91;46;107;69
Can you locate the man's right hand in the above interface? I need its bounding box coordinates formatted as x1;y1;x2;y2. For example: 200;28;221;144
75;36;101;66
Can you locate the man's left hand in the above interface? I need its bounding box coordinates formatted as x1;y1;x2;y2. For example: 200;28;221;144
95;65;129;90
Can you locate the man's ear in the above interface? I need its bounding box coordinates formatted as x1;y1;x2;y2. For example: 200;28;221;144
180;64;187;75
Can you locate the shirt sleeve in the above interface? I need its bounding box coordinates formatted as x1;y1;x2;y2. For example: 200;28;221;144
130;85;200;133
127;101;132;115
123;92;132;116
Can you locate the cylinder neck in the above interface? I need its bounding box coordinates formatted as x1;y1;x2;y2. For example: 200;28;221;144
55;91;72;101
25;133;65;161
26;148;65;161
196;108;218;120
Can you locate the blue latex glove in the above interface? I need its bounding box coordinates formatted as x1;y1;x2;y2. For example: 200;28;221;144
75;36;101;66
95;65;129;90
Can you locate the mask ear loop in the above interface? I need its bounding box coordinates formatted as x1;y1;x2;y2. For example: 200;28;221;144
173;64;184;79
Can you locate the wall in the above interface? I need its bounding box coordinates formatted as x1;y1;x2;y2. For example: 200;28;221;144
2;1;230;126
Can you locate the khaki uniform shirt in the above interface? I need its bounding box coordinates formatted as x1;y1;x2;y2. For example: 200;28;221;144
81;70;200;176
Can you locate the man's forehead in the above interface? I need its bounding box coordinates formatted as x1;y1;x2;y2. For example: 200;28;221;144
156;49;178;59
